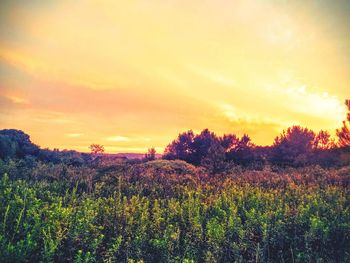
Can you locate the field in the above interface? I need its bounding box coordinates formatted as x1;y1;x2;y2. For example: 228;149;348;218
1;159;349;263
2;0;350;262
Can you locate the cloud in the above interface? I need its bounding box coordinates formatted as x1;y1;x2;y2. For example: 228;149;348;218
283;85;345;125
0;94;29;112
5;95;29;105
0;96;15;109
106;136;130;142
66;133;83;138
1;0;349;152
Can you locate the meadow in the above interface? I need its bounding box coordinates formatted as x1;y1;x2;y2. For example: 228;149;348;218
0;158;349;263
2;1;350;262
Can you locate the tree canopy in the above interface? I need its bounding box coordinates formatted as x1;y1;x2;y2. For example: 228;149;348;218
0;129;39;159
337;99;350;148
1;99;350;168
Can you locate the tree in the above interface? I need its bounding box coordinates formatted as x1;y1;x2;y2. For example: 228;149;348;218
226;134;257;166
89;144;105;155
0;134;16;159
0;129;39;159
270;126;315;166
337;99;350;147
201;141;226;174
191;129;219;165
163;129;258;167
219;134;239;152
314;130;334;150
145;147;156;161
163;129;225;165
163;130;195;162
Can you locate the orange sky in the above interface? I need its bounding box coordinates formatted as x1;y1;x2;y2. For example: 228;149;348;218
0;0;349;153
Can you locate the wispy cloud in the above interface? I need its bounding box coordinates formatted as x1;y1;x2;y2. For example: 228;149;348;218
284;85;345;124
66;133;83;138
1;0;349;151
106;136;130;142
5;95;29;104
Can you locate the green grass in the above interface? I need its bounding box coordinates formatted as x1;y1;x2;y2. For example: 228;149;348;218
0;161;349;262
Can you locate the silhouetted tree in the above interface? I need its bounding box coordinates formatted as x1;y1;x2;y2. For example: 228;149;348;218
164;129;222;165
163;129;260;167
89;144;105;155
226;134;257;166
220;134;239;152
270;126;315;166
162;125;348;168
337;99;350;148
0;134;16;159
191;129;219;165
144;147;156;161
311;130;338;167
201;141;226;174
163;130;195;162
314;130;334;150
0;129;39;159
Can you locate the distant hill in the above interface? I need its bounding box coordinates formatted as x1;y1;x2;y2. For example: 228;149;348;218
104;153;162;159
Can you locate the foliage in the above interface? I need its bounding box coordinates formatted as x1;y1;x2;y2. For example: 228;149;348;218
0;159;350;262
89;144;105;155
2;119;350;168
163;129;264;168
337;99;350;148
269;126;316;167
1;101;350;262
0;129;39;159
144;148;156;161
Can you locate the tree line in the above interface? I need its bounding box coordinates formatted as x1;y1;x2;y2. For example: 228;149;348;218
0;100;349;170
0;101;349;262
163;99;350;170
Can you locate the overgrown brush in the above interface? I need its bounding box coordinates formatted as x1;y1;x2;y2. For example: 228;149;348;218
0;161;349;262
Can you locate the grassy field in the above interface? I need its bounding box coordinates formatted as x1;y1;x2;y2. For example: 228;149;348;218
0;159;349;262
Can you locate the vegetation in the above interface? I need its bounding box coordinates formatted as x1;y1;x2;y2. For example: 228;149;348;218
0;159;349;262
0;100;349;262
144;148;157;162
89;144;105;155
337;99;350;147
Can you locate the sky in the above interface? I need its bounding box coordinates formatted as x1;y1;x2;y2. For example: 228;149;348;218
0;0;349;153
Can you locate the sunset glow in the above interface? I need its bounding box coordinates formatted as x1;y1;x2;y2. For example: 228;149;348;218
1;0;349;153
